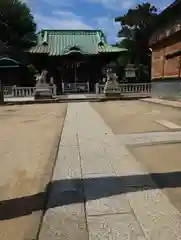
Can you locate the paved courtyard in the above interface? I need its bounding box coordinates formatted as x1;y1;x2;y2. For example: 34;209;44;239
39;100;181;239
1;99;181;239
0;103;67;240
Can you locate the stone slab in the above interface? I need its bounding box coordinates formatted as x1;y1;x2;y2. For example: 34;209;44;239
104;145;148;176
68;94;87;99
87;213;146;240
39;204;88;240
38;102;87;240
156;120;181;130
127;189;181;240
40;101;181;240
59;104;78;146
141;98;181;109
79;143;114;175
53;146;81;179
108;145;181;239
60;128;78;146
76;103;115;145
4;97;34;102
116;131;181;146
84;174;132;216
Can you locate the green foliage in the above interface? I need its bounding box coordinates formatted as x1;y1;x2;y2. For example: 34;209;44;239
115;2;158;80
136;64;150;82
25;64;37;85
117;37;136;65
27;64;37;76
0;0;36;49
115;3;157;30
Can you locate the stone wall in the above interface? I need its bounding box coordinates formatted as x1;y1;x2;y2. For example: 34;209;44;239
151;79;181;98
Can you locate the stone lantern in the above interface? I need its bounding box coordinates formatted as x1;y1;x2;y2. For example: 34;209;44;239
125;64;137;81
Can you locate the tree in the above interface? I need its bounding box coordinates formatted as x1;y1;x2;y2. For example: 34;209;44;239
0;0;36;49
115;3;158;69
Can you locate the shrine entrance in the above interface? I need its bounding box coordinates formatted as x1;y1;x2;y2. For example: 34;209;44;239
61;61;91;93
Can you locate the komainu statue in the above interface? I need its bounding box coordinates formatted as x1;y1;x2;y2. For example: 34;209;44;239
103;69;120;96
35;69;53;99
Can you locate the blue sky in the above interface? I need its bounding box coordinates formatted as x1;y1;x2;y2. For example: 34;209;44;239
24;0;173;43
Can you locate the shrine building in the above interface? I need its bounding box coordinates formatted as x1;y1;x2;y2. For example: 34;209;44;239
28;29;126;94
149;0;181;96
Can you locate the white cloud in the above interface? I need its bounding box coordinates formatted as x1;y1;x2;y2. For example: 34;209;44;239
43;0;74;7
52;10;76;18
21;0;75;10
94;16;120;43
20;0;35;4
21;0;174;45
87;0;135;11
33;11;119;43
87;0;173;11
33;11;92;30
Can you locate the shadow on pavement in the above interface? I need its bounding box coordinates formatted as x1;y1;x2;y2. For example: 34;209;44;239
0;171;181;220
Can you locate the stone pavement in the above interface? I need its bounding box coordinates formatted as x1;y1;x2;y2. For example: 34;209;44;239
116;131;181;145
39;102;181;240
141;98;181;108
4;96;34;102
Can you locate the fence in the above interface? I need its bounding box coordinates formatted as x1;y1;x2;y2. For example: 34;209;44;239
62;82;89;93
4;83;151;98
4;85;57;98
95;83;151;95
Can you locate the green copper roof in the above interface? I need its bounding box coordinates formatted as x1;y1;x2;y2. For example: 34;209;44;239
29;29;126;56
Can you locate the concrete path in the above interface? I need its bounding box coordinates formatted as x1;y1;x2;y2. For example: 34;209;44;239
39;102;181;240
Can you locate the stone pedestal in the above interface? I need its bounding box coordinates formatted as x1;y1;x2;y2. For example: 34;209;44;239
35;83;52;99
103;72;121;96
104;80;120;96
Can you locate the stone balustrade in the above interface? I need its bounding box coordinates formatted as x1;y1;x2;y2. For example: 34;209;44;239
4;85;57;98
96;83;151;95
13;87;36;97
4;83;150;98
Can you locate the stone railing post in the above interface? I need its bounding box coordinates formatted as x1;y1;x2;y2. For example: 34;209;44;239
12;86;15;97
62;82;64;93
95;83;99;94
53;84;57;96
87;82;90;92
